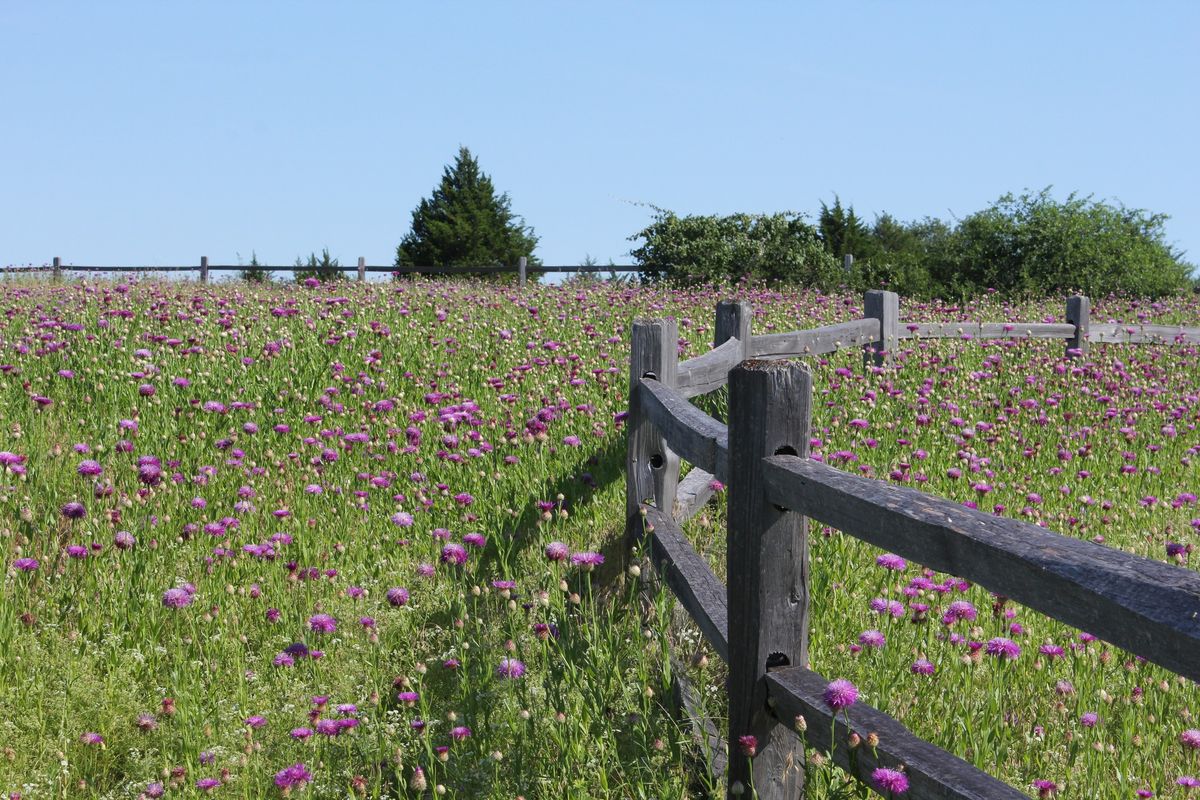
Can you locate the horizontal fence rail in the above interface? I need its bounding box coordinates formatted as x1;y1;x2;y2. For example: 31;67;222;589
899;321;1077;340
749;318;881;359
625;290;1200;799
764;666;1029;800
636;377;729;482
761;455;1200;682
6;257;643;288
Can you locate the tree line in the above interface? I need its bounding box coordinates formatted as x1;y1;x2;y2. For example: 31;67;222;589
250;147;1194;298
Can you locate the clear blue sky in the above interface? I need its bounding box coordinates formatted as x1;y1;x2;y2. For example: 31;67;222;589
2;2;1197;274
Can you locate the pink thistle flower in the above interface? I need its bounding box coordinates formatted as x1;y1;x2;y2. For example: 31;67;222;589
274;763;312;789
823;679;858;711
162;588;193;609
872;767;909;794
308;613;336;633
497;658;526;679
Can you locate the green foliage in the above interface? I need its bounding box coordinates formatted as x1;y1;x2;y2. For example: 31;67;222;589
924;189;1192;298
818;196;879;264
240;251;271;283
628;207;841;287
293;248;343;283
396;147;539;279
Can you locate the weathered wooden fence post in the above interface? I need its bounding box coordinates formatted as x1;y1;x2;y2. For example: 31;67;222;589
843;253;854;273
200;256;209;284
357;257;366;283
714;300;752;359
727;360;811;799
864;289;899;368
626;319;680;548
518;256;527;290
1066;295;1090;359
52;257;62;283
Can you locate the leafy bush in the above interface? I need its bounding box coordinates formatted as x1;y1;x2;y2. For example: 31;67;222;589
629;207;840;287
924;190;1191;298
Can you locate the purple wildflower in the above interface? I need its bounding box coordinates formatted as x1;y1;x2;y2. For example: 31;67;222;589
440;543;468;565
872;767;909;794
275;763;312;789
823;679;858;711
162;588;193;609
985;637;1021;660
570;551;604;570
497;658;526;679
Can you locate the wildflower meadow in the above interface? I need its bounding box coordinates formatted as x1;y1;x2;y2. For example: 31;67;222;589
1;277;1198;798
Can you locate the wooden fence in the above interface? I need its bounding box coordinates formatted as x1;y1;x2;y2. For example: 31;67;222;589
7;257;641;288
625;290;1200;799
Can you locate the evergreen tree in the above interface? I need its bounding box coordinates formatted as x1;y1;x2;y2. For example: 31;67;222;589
818;196;877;263
395;147;539;274
293;248;343;283
240;251;271;283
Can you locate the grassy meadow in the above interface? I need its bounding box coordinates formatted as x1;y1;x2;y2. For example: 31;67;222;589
1;278;1198;799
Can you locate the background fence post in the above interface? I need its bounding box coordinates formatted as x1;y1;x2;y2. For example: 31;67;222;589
625;318;680;549
518;256;527;290
726;360;811;799
1066;294;1090;359
843;253;854;273
864;289;899;368
52;257;61;283
200;256;209;284
714;299;752;359
358;256;366;283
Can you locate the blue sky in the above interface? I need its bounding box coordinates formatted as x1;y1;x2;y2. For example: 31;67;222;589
2;2;1197;276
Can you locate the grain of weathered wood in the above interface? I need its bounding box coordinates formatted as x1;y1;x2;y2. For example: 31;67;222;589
750;319;879;359
864;289;899;367
765;666;1030;800
899;322;1076;340
1065;295;1089;358
626;320;680;548
643;504;730;663
52;257;62;283
761;456;1200;682
726;361;811;799
1087;323;1200;345
677;337;743;398
357;256;367;282
637;377;729;482
200;256;209;284
673;467;717;524
518;256;527;289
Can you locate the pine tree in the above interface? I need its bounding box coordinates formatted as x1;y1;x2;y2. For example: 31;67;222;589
396;147;539;274
240;251;271;283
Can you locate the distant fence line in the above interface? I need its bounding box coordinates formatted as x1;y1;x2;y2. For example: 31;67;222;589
3;257;642;287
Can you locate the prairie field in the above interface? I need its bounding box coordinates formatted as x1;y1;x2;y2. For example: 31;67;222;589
1;278;1198;799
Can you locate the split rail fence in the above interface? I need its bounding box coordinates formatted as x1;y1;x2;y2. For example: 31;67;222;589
625;290;1200;799
10;257;639;288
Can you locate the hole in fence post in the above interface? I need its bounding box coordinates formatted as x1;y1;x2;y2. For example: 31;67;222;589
642;371;658;381
766;652;790;672
649;453;665;470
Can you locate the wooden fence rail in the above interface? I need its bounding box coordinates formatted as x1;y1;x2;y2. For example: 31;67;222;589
627;290;1200;799
5;258;643;286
